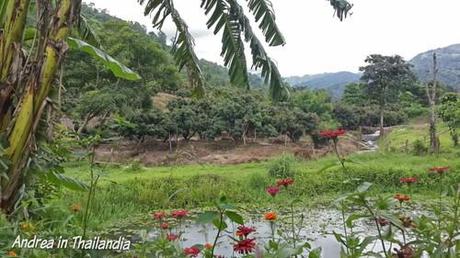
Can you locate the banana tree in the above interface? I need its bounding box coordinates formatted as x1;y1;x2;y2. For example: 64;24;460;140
139;0;352;100
0;0;139;214
0;0;352;214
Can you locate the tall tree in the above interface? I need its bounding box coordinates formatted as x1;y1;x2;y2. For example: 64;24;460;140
359;55;414;136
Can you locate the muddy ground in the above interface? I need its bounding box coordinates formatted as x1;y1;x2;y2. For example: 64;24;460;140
94;137;363;166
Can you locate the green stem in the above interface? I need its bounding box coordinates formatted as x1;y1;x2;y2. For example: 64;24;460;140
211;210;224;257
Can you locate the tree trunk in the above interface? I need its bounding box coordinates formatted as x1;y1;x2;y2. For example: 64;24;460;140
428;53;439;153
379;105;384;137
1;0;82;213
0;0;30;132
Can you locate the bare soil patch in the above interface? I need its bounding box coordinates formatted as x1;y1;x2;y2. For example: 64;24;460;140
94;137;361;166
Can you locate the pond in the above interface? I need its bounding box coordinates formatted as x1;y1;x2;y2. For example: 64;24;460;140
146;208;400;257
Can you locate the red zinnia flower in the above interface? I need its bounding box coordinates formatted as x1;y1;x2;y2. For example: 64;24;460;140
276;178;294;188
394;193;411;203
429;166;449;175
233;238;256;254
160;222;169;230
167;233;179;241
400;177;417;184
152;211;166;220
319;128;346;139
171;209;188;219
236;225;256;238
266;186;280;197
183;246;200;257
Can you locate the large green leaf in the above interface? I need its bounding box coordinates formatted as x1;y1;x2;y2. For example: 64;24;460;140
47;172;89;192
67;37;141;81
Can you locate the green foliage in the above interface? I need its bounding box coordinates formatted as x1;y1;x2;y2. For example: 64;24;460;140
268;154;297;178
412;139;427;156
439;93;460;146
67;37;141;81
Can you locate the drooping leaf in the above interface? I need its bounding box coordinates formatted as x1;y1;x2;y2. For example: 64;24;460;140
245;0;285;46
329;0;353;21
201;0;249;88
47;172;89;192
76;14;101;46
67;37;141;81
140;0;204;97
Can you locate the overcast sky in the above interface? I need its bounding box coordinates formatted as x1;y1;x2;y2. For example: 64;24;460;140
83;0;460;77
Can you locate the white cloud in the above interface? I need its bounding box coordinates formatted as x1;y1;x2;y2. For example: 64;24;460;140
83;0;460;76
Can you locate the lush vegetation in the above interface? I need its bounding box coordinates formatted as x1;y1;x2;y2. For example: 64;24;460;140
2;0;460;257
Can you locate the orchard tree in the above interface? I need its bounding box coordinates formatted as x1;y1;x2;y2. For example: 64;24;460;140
439;93;460;146
359;55;415;136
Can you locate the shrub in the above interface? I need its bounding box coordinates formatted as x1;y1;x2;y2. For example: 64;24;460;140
267;154;297;178
412;139;428;156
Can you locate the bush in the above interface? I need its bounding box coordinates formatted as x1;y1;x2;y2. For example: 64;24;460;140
267;154;297;178
412;139;428;156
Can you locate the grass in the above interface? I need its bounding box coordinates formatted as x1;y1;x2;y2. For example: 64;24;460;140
58;150;460;231
379;120;457;153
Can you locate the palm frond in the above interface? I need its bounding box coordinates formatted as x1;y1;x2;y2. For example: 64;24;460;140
201;0;249;89
329;0;353;21
140;0;204;97
245;0;285;46
230;0;287;101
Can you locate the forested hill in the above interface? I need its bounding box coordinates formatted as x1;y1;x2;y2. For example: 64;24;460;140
284;72;361;98
410;44;460;90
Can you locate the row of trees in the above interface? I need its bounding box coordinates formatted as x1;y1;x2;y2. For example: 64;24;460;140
96;89;321;146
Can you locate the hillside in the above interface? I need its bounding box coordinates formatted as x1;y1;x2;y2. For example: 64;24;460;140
284;71;361;97
410;43;460;89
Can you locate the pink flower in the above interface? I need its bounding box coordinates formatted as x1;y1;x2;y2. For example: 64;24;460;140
266;186;280;197
183;246;200;257
171;209;188;219
167;233;178;241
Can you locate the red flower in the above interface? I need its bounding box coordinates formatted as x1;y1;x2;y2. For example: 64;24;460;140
429;166;449;175
266;186;280;197
166;233;179;241
319;128;346;139
233;238;256;254
400;177;417;184
394;193;411;203
160;222;169;230
171;209;188;219
152;211;166;220
204;243;213;250
236;225;256;238
183;246;200;257
276;178;294;188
